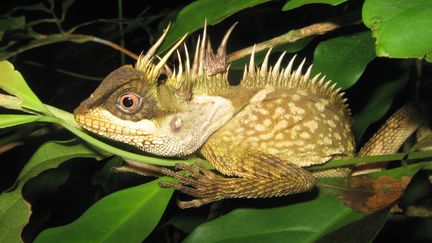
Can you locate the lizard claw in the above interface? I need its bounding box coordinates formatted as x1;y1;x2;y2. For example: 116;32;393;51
159;162;224;208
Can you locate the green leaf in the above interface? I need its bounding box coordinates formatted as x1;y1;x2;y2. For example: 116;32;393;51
21;168;72;238
18;141;103;182
5;3;50;16
163;214;207;234
0;94;24;111
159;0;271;53
24;168;71;200
0;16;26;41
0;125;36;149
0;115;41;129
370;161;429;179
362;0;432;62
35;179;174;243
0;140;102;243
60;0;75;22
352;61;411;140
283;0;348;11
411;132;432;152
312;150;432;171
0;61;49;114
184;192;364;243
92;156;124;192
312;31;376;89
317;210;388;243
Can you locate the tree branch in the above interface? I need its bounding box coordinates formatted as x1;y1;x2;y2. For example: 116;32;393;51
72;34;138;60
227;13;361;62
1;33;139;61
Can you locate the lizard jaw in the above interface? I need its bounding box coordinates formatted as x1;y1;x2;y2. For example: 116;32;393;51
74;107;163;141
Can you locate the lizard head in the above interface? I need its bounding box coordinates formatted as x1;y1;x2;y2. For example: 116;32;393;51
74;23;236;156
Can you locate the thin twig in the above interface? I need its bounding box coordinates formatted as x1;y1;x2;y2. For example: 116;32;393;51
23;60;103;81
227;12;361;62
227;22;339;62
405;205;432;217
48;6;64;33
1;33;139;60
80;34;138;60
0;141;24;154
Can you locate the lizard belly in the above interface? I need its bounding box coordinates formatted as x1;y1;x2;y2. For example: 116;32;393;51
202;88;355;170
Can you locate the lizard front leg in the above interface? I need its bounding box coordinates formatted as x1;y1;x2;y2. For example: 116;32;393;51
159;151;315;208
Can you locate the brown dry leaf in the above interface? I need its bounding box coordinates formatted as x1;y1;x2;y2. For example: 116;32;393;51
0;93;23;111
339;175;410;213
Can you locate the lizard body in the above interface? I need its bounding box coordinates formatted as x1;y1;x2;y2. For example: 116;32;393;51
74;24;423;208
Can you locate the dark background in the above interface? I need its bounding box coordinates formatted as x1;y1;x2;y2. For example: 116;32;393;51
1;0;431;242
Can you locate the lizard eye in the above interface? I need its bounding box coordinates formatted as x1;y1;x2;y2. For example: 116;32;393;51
117;92;142;114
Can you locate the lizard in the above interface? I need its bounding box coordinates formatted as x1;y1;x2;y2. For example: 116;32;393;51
73;23;426;208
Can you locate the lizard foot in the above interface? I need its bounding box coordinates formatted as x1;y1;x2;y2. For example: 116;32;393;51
159;163;226;208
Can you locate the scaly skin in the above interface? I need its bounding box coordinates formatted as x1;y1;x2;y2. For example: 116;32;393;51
175;88;354;208
74;24;425;208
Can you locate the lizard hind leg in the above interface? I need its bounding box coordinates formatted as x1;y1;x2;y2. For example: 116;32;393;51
159;152;316;208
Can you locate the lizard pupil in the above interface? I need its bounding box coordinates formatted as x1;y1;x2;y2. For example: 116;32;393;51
122;96;134;108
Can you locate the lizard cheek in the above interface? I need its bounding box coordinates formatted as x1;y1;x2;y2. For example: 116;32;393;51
170;117;182;133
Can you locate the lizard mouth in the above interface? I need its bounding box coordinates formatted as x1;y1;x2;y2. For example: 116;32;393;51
74;113;145;136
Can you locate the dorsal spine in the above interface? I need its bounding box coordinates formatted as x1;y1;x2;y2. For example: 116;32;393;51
133;22;348;110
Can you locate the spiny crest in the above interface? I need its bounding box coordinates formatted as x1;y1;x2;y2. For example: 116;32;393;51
135;21;236;96
241;47;348;108
135;22;347;107
135;23;187;83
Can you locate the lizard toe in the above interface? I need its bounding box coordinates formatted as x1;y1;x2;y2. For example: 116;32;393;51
177;198;218;209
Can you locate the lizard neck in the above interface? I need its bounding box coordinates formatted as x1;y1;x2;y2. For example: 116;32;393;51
150;87;265;157
216;86;263;112
142;94;236;157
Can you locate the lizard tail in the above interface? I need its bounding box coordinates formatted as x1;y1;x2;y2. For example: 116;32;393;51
352;103;426;175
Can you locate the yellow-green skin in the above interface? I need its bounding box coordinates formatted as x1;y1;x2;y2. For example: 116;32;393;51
74;61;355;208
191;86;355;206
74;26;420;208
204;87;354;172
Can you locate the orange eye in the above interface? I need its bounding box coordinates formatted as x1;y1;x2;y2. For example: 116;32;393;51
118;92;141;113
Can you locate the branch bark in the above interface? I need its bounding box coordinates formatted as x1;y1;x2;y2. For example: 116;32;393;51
227;12;361;62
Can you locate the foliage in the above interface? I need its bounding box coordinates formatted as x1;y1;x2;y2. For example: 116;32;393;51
0;0;431;242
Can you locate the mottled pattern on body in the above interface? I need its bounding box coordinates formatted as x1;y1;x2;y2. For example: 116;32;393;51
201;87;355;177
73;23;371;208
